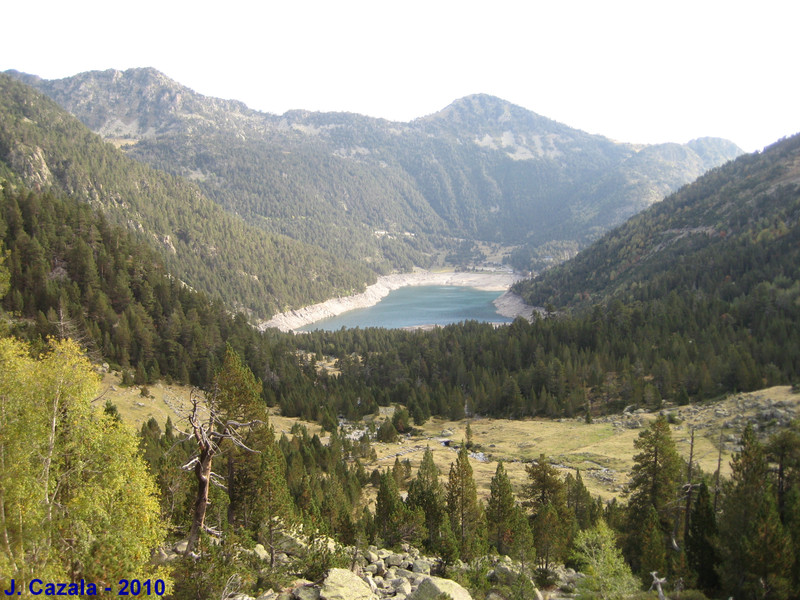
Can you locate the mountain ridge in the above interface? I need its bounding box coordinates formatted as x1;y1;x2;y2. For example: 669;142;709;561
7;67;744;274
513;132;800;310
0;72;375;318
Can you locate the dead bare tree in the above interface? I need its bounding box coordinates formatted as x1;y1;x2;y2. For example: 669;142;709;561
682;428;696;543
649;572;667;600
182;387;262;556
713;429;724;512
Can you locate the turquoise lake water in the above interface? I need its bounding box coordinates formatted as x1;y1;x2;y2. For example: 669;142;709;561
297;285;513;331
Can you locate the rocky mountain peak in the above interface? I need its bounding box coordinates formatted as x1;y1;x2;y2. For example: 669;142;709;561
11;67;255;140
422;93;564;135
3;68;744;274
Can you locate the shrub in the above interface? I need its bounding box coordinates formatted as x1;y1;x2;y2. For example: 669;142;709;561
534;567;558;589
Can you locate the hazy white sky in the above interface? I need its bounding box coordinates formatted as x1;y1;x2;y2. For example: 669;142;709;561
2;0;798;152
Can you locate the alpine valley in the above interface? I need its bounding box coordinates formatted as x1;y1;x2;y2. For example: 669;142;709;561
4;67;742;318
2;66;800;600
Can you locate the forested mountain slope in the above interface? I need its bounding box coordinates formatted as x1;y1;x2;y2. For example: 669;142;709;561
514;133;800;310
0;73;374;318
0;181;319;393
9;68;743;272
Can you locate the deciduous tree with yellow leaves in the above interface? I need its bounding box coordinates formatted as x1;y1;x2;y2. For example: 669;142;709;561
0;337;169;589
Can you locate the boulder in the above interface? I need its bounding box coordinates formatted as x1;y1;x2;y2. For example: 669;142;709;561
374;559;386;575
412;559;432;575
393;579;412;596
293;585;320;600
489;563;518;586
386;553;404;567
408;576;473;600
320;568;376;600
152;547;179;564
253;543;270;562
273;528;308;555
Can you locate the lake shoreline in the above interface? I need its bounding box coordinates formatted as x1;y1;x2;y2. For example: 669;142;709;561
259;270;536;333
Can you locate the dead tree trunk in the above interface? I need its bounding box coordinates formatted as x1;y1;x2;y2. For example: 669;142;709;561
185;443;214;555
184;388;220;556
182;388;262;556
683;428;696;543
650;572;667;600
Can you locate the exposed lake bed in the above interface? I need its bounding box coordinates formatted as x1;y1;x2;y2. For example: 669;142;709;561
260;270;535;332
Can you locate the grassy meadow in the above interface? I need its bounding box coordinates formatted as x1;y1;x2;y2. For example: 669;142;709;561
101;367;796;503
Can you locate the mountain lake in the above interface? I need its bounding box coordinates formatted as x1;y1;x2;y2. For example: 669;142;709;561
297;285;514;331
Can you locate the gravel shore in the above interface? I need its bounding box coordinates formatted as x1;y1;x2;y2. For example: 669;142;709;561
259;271;536;332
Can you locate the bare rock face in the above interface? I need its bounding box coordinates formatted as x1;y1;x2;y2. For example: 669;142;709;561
8;144;54;188
408;576;473;600
319;568;377;600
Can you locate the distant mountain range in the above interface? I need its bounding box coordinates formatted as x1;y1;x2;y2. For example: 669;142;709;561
7;68;743;275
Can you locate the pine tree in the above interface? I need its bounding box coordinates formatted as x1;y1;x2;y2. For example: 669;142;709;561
392;456;405;489
377;418;398;442
446;444;486;561
766;424;800;521
638;505;668;584
376;470;404;547
213;344;266;526
508;505;535;573
625;415;682;571
254;440;294;568
406;447;445;552
437;513;460;567
685;482;719;595
523;453;565;518
717;425;794;599
783;487;800;593
184;348;265;555
487;461;516;555
627;415;682;522
565;470;599;530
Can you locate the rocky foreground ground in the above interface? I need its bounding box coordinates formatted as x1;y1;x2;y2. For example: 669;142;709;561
156;527;584;600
